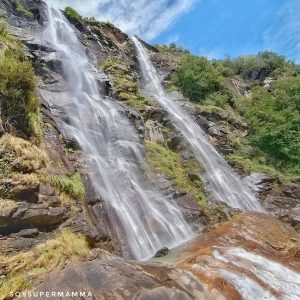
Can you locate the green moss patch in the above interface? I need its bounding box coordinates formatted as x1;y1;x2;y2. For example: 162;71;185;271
102;57;154;109
145;140;206;205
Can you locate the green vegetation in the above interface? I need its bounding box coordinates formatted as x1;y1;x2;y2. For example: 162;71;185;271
0;134;47;175
145;140;206;205
169;49;300;177
46;173;85;201
64;6;82;23
0;230;89;300
13;0;33;18
102;57;154;109
214;51;293;79
0;22;43;142
154;42;190;54
0;134;84;207
172;55;229;103
235;85;300;175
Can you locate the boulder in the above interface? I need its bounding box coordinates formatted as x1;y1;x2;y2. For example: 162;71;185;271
16;228;39;238
263;181;300;226
12;184;39;203
154;247;170;258
243;172;274;195
0;202;68;235
30;251;224;300
0;200;19;225
61;213;100;247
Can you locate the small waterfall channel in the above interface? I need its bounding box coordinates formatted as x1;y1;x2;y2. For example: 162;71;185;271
43;4;192;260
132;37;263;212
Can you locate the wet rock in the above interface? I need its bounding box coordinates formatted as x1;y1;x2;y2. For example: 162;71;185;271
167;134;182;150
144;107;165;123
154;247;171;258
30;251;224;300
289;207;300;228
243;172;274;195
42;123;75;175
178;213;300;300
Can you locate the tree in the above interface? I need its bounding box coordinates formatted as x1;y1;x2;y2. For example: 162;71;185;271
173;55;224;102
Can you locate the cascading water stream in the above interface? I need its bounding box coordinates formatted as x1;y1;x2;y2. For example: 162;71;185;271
132;37;262;211
213;248;300;300
43;5;192;260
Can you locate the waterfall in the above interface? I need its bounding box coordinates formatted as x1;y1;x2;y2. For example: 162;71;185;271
214;248;300;299
43;5;192;260
132;37;263;212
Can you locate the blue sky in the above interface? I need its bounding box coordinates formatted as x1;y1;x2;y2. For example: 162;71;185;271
153;0;300;62
50;0;300;62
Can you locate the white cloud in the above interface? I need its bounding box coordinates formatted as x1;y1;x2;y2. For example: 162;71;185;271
47;0;196;40
263;0;300;63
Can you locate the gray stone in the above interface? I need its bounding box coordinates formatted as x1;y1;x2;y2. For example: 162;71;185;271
154;247;170;258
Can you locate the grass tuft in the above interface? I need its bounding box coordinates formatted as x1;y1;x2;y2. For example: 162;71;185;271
102;57;155;109
0;230;89;299
14;0;34;18
45;173;85;201
145;140;206;205
0;134;47;174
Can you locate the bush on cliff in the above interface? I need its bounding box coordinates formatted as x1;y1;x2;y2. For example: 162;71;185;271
173;55;226;103
13;0;34;18
236;85;300;174
214;51;289;80
0;22;42;142
169;48;300;176
64;6;82;22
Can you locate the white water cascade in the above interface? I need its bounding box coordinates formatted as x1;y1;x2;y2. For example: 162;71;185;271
43;5;192;260
132;37;262;211
214;248;300;300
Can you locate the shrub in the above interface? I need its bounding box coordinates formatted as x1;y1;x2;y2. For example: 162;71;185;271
221;51;286;80
64;7;82;22
173;55;224;103
0;25;42;142
13;0;33;18
236;86;300;174
154;43;190;54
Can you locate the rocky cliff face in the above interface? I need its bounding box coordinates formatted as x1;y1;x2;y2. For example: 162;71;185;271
0;1;299;299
